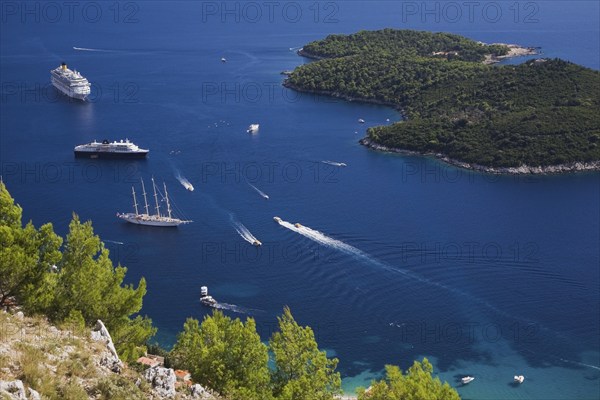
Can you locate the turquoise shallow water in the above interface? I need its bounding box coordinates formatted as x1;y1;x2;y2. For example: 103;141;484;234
1;2;599;398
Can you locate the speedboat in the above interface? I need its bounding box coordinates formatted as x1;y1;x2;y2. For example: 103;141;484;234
514;375;524;384
273;216;282;223
200;286;217;307
247;124;260;133
358;118;365;123
461;376;475;384
221;57;227;63
253;240;262;247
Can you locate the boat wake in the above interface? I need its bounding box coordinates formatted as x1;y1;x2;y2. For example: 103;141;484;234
73;46;119;52
248;182;269;199
231;215;260;245
104;239;124;245
273;217;553;330
175;172;194;191
322;160;347;167
211;302;260;315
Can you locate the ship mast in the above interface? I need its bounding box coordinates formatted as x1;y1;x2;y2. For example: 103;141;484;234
163;182;173;219
132;186;139;216
151;176;161;217
140;178;150;215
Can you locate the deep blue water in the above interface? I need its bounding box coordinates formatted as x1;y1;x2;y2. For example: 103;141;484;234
1;1;599;398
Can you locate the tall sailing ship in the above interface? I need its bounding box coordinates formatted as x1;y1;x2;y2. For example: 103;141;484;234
117;178;192;227
50;62;91;100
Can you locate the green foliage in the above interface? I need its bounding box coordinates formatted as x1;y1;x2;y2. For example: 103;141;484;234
269;307;342;400
172;312;272;400
302;29;507;62
172;308;342;400
357;359;460;400
0;183;155;361
0;182;62;310
288;30;600;167
48;215;156;360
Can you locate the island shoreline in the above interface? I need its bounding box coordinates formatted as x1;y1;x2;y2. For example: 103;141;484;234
359;137;600;175
287;48;600;175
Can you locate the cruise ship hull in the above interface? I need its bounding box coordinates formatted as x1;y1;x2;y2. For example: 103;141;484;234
74;150;148;159
117;213;187;227
51;77;89;101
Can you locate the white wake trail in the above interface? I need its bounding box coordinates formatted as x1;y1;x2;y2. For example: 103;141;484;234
248;183;269;199
73;47;118;52
274;218;534;322
175;173;194;191
231;215;259;245
322;160;347;167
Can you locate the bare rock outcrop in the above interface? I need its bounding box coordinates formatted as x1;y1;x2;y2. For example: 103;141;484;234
90;319;123;373
0;380;41;400
143;366;177;398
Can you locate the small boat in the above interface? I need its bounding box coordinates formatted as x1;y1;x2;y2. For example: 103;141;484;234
514;375;525;384
253;240;262;247
221;57;227;63
294;223;302;228
461;376;475;385
181;181;194;192
200;286;217;307
273;216;282;223
358;118;365;123
247;124;260;133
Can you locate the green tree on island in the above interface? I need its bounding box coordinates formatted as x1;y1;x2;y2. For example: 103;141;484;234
172;307;342;399
0;182;155;360
357;358;460;400
269;307;342;400
0;182;62;311
172;312;272;400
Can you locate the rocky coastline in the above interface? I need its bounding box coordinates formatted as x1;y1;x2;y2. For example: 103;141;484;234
359;137;600;175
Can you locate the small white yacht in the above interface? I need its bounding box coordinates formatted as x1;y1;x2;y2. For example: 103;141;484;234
200;286;217;307
358;118;365;123
461;376;475;384
514;375;525;384
247;124;260;133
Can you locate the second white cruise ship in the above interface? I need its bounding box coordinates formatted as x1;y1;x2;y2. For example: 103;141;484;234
50;62;91;100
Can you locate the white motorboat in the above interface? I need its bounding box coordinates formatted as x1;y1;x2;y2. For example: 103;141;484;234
200;286;217;307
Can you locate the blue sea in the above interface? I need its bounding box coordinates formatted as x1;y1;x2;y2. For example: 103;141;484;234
1;1;599;398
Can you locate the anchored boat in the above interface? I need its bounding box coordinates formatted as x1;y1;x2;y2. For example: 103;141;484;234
74;139;149;159
117;177;192;227
50;62;91;100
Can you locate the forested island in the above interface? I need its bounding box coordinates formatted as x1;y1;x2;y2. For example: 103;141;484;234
285;29;600;173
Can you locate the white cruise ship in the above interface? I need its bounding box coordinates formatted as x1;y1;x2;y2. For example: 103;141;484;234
50;62;91;100
74;139;149;159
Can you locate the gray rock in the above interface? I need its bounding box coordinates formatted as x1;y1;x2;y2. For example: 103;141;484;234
27;388;41;400
0;380;27;399
190;383;215;399
144;366;177;398
90;319;122;373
